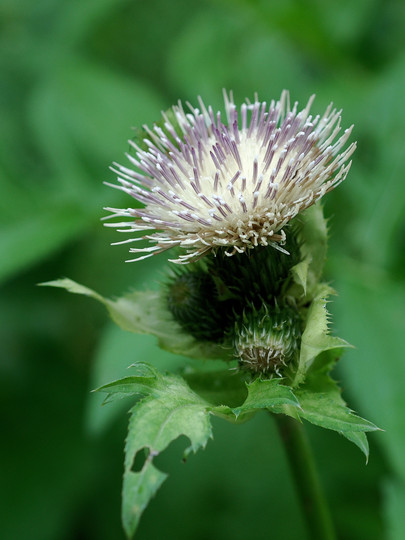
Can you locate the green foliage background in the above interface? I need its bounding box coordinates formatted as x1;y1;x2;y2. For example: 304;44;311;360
1;0;404;538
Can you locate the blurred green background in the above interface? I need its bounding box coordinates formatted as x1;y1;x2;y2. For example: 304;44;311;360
1;0;405;538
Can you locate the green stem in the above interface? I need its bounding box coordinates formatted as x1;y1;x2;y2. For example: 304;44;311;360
273;413;336;540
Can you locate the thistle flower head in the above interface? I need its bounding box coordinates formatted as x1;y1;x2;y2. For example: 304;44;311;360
105;90;356;264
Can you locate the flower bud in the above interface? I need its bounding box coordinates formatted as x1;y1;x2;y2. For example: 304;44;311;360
234;303;301;376
166;269;230;342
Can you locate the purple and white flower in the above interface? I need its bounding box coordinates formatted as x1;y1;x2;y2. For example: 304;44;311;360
105;91;355;263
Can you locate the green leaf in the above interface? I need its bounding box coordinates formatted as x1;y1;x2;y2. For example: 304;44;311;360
292;283;351;387
290;203;328;298
96;374;158;402
41;278;232;362
40;278;105;302
122;466;167;539
296;389;378;433
121;368;213;538
293;352;379;457
293;367;378;458
193;376;301;424
231;378;300;418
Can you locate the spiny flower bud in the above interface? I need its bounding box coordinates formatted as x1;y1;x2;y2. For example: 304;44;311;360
234;303;302;376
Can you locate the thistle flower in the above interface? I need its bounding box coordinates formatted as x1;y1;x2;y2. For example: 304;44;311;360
105;90;355;264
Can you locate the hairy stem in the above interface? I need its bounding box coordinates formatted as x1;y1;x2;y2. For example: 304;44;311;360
273;413;336;540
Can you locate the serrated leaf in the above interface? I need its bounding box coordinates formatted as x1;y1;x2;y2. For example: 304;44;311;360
293;283;351;387
122;372;212;538
232;378;300;418
207;378;300;424
296;388;379;437
94;363;161;406
96;375;158;402
125;394;211;471
41;278;232;361
294;358;379;457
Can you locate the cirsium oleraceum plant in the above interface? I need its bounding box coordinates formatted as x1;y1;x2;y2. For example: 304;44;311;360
44;91;379;539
